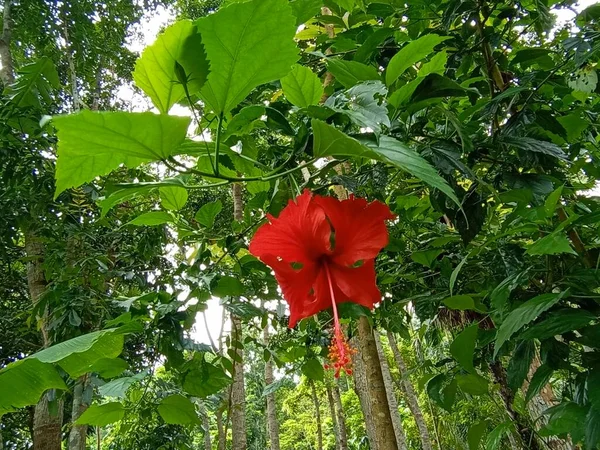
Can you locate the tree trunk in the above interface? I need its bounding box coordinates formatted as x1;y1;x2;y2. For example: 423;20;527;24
230;182;247;450
216;409;226;450
68;375;89;450
374;331;408;450
263;326;281;450
0;0;14;85
523;356;573;450
332;382;349;450
60;5;79;111
490;362;540;450
326;384;340;450
197;400;212;450
309;380;324;450
387;332;433;450
33;394;63;450
26;231;63;450
356;316;398;450
351;336;377;446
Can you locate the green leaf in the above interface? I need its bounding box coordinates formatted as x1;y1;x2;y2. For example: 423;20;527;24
354;28;395;62
494;291;568;358
507;340;535;391
225;105;266;137
366;136;459;206
520;309;596;341
302;358;324;381
133;20;197;113
281;64;323;108
213;276;245;297
311;119;378;159
98;372;147;398
500;136;568;162
325;81;390;135
327;59;381;88
411;249;443;268
589;369;600;409
450;324;478;373
525;363;553;403
411;73;478;103
53;111;190;196
289;0;323;25
419;51;448;76
544;185;563;218
386;34;451;86
586;406;600;449
332;0;354;11
8;57;59;108
0;359;67;415
427;374;456;412
388;78;423;108
526;232;577;256
195;200;223;228
178;30;210;96
183;360;232;398
468;420;489;450
75;402;125;426
485;422;512;450
456;373;488;396
128;211;173;227
443;295;476;311
88;358;129;379
539;402;587;438
196;0;298;114
158;395;200;425
160;186;189;211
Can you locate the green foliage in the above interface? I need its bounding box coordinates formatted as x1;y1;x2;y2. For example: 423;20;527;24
280;65;323;108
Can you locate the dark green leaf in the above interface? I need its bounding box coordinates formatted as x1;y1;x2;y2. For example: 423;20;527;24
450;324;478;373
411;73;478;103
327;59;381;88
183;360;232;398
302;358;324;381
485;421;512;450
539;402;587;438
213;276;245;297
468;420;489;450
507;340;535;391
520;309;596;341
456;373;488;396
525;363;553;404
526;232;578;256
195;200;223;228
494;291;568;358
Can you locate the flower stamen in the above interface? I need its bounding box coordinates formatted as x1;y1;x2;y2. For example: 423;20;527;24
323;263;356;377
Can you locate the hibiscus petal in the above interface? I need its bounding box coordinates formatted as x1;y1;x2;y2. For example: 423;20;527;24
329;259;382;310
315;195;395;267
249;190;331;264
260;255;324;328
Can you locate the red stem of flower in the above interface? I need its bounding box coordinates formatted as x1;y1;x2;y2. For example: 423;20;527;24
323;263;346;363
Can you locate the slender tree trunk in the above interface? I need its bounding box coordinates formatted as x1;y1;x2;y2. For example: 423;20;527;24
332;382;349;450
309;380;324;450
68;375;89;450
263;325;281;450
198;401;212;450
230;182;247;450
387;332;433;450
216;409;226;450
374;331;408;450
96;426;101;450
490;362;540;450
0;0;14;85
60;6;79;111
351;337;378;446
26;231;63;450
326;384;340;450
356;317;398;450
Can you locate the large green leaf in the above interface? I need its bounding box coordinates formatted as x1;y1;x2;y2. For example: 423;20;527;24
386;34;451;86
183;360;232;398
158;395;200;425
99;372;148;398
526;232;577;256
456;373;488;396
280;64;323;108
160;186;189;211
301;358;325;381
133;20;198;113
75;402;125;426
366;137;459;205
507;340;535;391
468;420;489;450
0;359;67;416
8;57;60;108
427;374;457;412
520;309;596;340
127;211;173;227
525;363;553;403
450;324;478;373
539;402;587;439
196;0;298;114
53;111;190;196
327;59;381;88
485;422;512;450
311;120;459;205
494;291;568;358
195;200;223;228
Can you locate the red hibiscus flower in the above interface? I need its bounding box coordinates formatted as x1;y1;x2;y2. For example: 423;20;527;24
249;190;394;376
